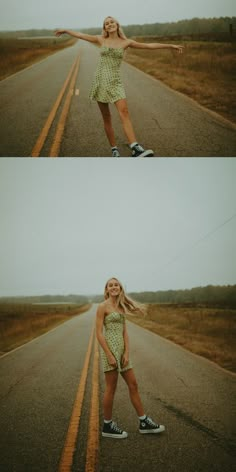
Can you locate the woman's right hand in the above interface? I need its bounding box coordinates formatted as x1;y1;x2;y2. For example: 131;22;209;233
55;29;67;37
108;354;117;368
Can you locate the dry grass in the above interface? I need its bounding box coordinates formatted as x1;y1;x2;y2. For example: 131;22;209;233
124;38;236;124
127;303;236;373
0;302;91;354
0;36;77;81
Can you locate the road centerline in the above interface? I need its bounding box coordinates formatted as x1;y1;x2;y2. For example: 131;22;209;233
85;336;100;472
49;56;80;158
31;53;79;158
58;325;94;472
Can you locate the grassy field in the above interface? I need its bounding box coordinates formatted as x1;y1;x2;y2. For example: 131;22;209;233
0;302;91;354
127;303;236;374
124;37;236;124
0;36;77;81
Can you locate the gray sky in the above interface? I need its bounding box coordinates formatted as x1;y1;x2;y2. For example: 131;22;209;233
0;0;235;31
0;158;235;297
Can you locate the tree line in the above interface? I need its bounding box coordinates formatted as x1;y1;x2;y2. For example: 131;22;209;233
128;285;236;307
1;285;235;308
90;285;236;307
0;294;89;304
0;17;235;39
82;17;236;40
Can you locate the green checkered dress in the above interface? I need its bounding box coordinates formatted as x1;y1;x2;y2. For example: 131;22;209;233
89;46;126;103
101;312;132;373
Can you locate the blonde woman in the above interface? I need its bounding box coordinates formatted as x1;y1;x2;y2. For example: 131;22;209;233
56;16;183;158
96;277;165;439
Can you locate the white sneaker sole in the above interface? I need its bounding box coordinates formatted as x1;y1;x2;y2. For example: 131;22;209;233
139;425;165;434
102;432;128;439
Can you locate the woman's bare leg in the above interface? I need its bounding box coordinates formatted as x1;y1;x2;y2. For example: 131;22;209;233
121;369;145;416
97;101;116;147
115;99;137;145
103;370;119;420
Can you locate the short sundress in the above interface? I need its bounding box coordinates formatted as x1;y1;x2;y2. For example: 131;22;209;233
101;312;133;373
89;46;126;103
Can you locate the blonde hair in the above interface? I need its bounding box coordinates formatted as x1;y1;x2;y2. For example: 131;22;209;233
102;16;127;39
104;277;146;316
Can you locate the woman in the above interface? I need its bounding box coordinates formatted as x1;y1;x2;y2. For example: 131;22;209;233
56;17;183;158
96;277;165;439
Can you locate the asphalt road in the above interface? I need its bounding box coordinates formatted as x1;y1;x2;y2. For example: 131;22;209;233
0;304;235;472
0;41;235;157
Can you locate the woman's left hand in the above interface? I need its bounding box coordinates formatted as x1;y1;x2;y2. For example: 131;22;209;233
122;352;129;367
173;45;184;54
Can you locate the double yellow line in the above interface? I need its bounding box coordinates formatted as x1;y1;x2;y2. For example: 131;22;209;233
58;327;100;472
31;53;80;158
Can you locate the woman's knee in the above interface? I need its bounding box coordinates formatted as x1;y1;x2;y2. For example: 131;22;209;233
103;115;112;128
118;106;130;120
105;382;117;396
98;103;111;122
128;378;138;393
105;372;118;393
102;110;112;121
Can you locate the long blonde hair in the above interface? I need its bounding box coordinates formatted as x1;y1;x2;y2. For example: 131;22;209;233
104;277;145;315
102;16;127;39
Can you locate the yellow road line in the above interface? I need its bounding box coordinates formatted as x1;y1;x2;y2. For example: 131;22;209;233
31;54;79;157
49;55;80;157
58;327;94;472
85;337;100;472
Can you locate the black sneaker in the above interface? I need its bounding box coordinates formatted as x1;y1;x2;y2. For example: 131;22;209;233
112;148;121;157
102;421;128;439
131;144;154;157
139;416;165;434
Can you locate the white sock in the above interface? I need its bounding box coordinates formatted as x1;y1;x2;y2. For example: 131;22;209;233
130;142;138;149
111;146;118;150
104;419;112;423
139;415;146;420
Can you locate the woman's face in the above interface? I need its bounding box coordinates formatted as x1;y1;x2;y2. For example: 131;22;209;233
104;17;118;34
106;279;121;297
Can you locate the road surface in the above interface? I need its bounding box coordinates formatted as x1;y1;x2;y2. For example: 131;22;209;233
0;41;235;157
0;304;235;471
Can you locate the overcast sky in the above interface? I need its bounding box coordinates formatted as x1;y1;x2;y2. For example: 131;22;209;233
0;0;235;31
0;158;235;297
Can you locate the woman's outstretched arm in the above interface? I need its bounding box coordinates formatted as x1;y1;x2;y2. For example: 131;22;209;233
128;39;183;53
55;29;101;45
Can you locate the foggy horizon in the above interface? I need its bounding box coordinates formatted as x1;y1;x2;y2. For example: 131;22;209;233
1;282;236;299
0;0;235;32
0;15;235;33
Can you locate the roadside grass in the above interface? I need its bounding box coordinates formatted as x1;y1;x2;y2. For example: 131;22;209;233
127;303;236;373
124;38;236;124
0;302;91;354
0;36;77;81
